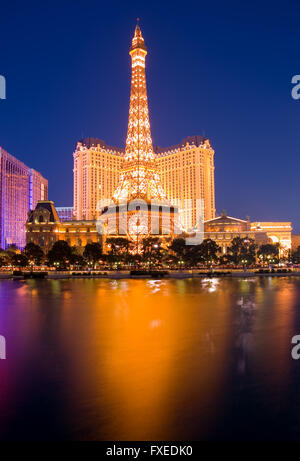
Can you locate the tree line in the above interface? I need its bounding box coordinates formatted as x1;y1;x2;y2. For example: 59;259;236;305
0;236;295;270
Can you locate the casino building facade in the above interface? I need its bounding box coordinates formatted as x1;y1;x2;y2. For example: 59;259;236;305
73;24;215;233
0;146;48;249
26;25;293;256
26;201;101;253
26;202;292;258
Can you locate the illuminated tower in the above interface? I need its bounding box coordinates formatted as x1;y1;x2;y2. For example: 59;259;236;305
113;23;166;202
74;24;215;232
100;23;179;242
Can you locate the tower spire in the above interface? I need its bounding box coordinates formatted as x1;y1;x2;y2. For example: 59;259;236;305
113;24;166;202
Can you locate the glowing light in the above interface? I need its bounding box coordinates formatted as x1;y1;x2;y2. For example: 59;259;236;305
113;24;167;204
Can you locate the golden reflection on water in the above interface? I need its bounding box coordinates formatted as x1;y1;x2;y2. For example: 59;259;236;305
0;277;298;440
55;278;235;439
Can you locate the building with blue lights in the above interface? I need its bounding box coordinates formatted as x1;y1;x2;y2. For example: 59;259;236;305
56;206;74;222
0;146;48;249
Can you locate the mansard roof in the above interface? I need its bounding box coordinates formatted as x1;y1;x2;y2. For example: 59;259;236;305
28;201;61;223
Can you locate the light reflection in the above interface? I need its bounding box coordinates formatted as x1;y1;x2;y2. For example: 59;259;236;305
0;277;298;440
146;279;165;294
149;319;162;329
237;296;257;311
202;277;219;292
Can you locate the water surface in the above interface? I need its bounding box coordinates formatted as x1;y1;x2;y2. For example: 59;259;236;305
0;277;300;440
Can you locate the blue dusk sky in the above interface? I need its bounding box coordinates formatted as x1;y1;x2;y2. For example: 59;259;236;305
0;0;299;229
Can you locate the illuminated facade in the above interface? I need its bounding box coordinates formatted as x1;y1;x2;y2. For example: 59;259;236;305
24;25;294;257
73;25;215;231
27;201;101;252
100;23;179;243
251;221;292;257
73;138;123;220
204;212;292;257
155;136;215;230
56;206;74;222
29;169;47;210
204;212;268;254
113;24;166;204
0;146;48;249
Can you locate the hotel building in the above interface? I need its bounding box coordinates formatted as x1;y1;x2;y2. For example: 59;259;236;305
27;201;101;252
155;136;215;229
73;135;215;231
73;138;123;221
27;25;293;256
204;212;292;257
0;146;48;249
27;201;293;258
73;26;215;232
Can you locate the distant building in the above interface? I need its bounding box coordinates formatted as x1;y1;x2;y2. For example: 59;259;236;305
27;203;293;262
27;201;101;253
29;168;48;211
0;146;48;249
56;206;74;222
204;212;268;254
205;211;292;257
251;221;292;256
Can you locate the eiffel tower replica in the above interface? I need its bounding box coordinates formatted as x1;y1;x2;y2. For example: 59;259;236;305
101;22;179;243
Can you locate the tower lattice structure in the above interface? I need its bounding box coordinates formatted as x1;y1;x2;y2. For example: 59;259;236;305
113;23;166;203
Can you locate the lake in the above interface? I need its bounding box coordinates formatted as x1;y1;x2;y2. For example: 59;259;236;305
0;276;300;440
